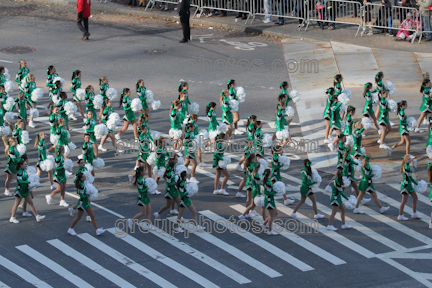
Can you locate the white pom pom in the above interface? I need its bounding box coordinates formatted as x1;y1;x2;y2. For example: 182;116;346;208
228;99;239;112
40;158;54;171
0;125;11;137
386;81;396;95
94;124;109;139
146;152;156;166
371;92;380;104
279;155;290;170
52;95;60;105
28;174;40;191
218;123;228;133
153;166;166;178
342;89;352;98
93;158;105;169
311;168;322;188
107;113;121;130
177;156;185;166
337;93;351;106
262;133;273;148
4;111;14;123
4;80;14;94
29;108;39;119
254;195;265;207
54;77;65;86
235;87;246;103
145;90;154;102
31;88;44;102
186;182;199;197
131;98;143;112
345;135;354;147
65;171;73;179
76;88;86;101
343;195;357;209
169;128;182;140
289;90;301;103
83;170;94;185
198;129;209;140
427;145;432;159
63;145;71;157
68;142;76;151
273;181;286;196
64;159;73;172
339;104;347;115
93;95;104;109
276;127;289;140
361;117;372;130
413;180;427;193
20;130;29;144
353;158;362;172
4;73;10;81
3;68;8;75
151;100;161;111
407;117;417;132
175;165;188;176
4;97;15;111
218;155;231;169
257;159;268;180
85;183;99;200
25;166;37;176
145;177;158;194
150;130;161;141
106;88;118;101
209;129;219;140
189;102;199;114
284;106;296;121
50;134;59;145
325;185;332;193
387;99;397;113
85;163;94;172
371;165;382;181
64;102;77;116
342;176;351;188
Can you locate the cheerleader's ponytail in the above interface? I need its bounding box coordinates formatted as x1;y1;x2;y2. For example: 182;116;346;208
227;79;235;90
34;132;41;148
119;88;129;108
421;79;430;93
136;79;143;91
363;83;372;98
427;163;432;182
47;65;54;76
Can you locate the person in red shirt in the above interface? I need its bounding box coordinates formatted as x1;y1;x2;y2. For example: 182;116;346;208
77;0;91;40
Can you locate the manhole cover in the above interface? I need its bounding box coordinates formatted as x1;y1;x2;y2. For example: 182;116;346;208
145;49;167;55
1;46;36;55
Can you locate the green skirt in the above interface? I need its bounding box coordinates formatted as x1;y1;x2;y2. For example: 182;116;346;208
77;197;91;210
137;194;150;206
180;195;192;207
264;196;275;209
137;152;149;163
358;179;376;193
271;169;282;181
165;186;179;199
5;161;18;174
300;184;313;196
123;110;135;122
54;168;67;184
14;189;30;198
400;180;415;194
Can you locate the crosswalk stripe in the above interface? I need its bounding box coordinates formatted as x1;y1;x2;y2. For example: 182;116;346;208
274;203;376;258
0;255;51;288
106;228;219;288
77;233;177;288
15;245;94;288
229;204;347;265
148;225;251;284
47;239;136;288
65;192;125;218
194;166;235;185
199;210;315;271
0;281;11;288
165;216;283;278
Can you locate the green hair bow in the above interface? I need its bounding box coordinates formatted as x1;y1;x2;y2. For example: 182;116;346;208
427;163;431;169
306;160;311;167
364;83;369;88
122;88;126;94
207;102;211;106
375;73;380;79
326;88;333;94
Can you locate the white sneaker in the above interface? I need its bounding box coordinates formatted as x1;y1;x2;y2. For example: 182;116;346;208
341;224;352;229
68;207;75;217
68;228;77;236
234;129;244;135
116;148;124;153
170;209;179;215
128;175;134;182
380;206;390;213
238;215;245;220
36;215;45;222
324;139;331;144
361;133;366;137
367;32;373;36
69;115;77;121
245;212;253;218
154;190;161;195
22;212;32;217
197;225;206;232
361;198;371;205
314;213;325;219
154;212;161;220
59;200;69;207
236;164;244;172
378;129;382;135
51;184;57;190
115;134;121;140
353;208;365;214
262;18;272;23
377;139;381;144
98;145;107;152
86;216;92;222
4;190;12;197
390;121;395;126
96;228;106;235
429;223;432;229
284;199;294;205
397;215;409;221
413;159;418;169
387;147;392;156
9;217;19;224
128;219;133;229
267;230;279;235
190;177;199;184
219;189;229;196
379;144;390;149
236;192;246;198
175;227;184;233
45;195;52;205
213;190;219;195
291;212;299;219
327;143;335;152
415;128;424;133
198;162;207;167
327;225;337;231
18;205;23;210
28;121;36;128
251;210;259;216
412;212;422;219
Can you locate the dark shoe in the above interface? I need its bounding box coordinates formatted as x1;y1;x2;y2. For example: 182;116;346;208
274;21;280;25
235;13;242;18
241;15;247;20
278;22;284;25
218;13;226;17
424;38;432;41
180;39;188;43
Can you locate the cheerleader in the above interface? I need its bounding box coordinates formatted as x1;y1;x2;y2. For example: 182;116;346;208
333;74;343;96
374;72;391;122
56;118;71;157
327;170;351;231
291;159;324;220
48;106;61;152
246;115;257;141
262;169;279;235
236;140;252;198
342;146;367;203
85;110;99;157
220;90;233;139
135;124;153;178
0;84;7;102
83;133;96;177
99;77;109;121
427;163;432;229
154;160;181;220
116;88;138;142
213;133;230;196
343;105;355;137
354;154;390;214
0;67;6;86
239;160;264;219
4;138;20;197
415;78;431;133
178;90;189;124
323;88;335;144
57;92;70;130
128;166;154;230
170;99;183;153
189;114;206;166
99;99;122;153
227;79;244;135
327;95;343;148
377;90;392;154
23;74;37;128
362;83;380;131
10;93;32;129
12;119;26;146
68;159;91;221
153;137;169;184
68;172;106;236
175;170;205;232
10;159;45;224
15;60;29;93
398;154;422;220
271;147;294;205
34;132;55;190
71;70;84;120
50;80;63;108
253;120;264;160
179;81;191;107
45;146;69;207
136;79;151;119
46;65;59;95
413;115;432;168
84;85;96;121
183;123;199;184
273;100;288;146
391;101;410;155
350;122;365;158
207;102;219;144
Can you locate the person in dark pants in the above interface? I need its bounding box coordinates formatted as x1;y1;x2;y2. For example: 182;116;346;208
77;0;91;40
179;0;190;43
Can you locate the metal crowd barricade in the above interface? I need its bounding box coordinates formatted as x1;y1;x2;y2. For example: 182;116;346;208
358;3;419;43
304;0;362;32
250;0;308;28
417;9;432;43
198;0;253;23
145;0;201;18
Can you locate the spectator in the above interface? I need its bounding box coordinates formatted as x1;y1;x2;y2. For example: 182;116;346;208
373;0;392;34
275;0;286;25
408;10;422;40
418;0;432;41
395;12;414;40
318;0;337;30
361;0;373;35
263;0;273;23
77;0;91;41
179;0;191;43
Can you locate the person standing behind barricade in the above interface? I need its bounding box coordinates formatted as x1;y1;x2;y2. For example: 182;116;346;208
77;0;91;41
361;0;373;36
179;0;191;43
275;0;285;25
373;0;392;34
418;0;432;41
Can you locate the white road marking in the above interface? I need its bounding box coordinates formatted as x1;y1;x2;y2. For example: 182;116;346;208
0;255;52;288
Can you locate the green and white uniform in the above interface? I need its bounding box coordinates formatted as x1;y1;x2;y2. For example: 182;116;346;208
178;98;188;124
419;87;432;113
122;95;135;122
245;161;257;190
323;93;333;120
228;87;238;111
85;91;96;119
251;172;261;199
264;178;277;209
54;154;67;183
57;98;68;126
343;153;358;182
74;166;87;182
170;107;182;130
24;81;37;105
51;86;62;103
137;86;148;111
184;130;196;159
155;145;169;170
358;162;375;193
343;114;353;136
76;180;91;210
49;112;61;135
276;107;286;132
351;127;365;158
15;167;30;198
56;125;70;146
221;95;233;124
46;72;59;96
334;80;342;96
179;179;192;207
253;127;264;157
336;142;346;169
213;140;225;169
71;76;81;102
101;106;114;133
362;90;374;117
300;167;315;196
100;83;109;102
400;163;417;194
378;97;390;126
85;117;97;143
247;121;255;140
36;138;47;168
398;107;409;135
164;166;179;199
375;79;386;93
330;102;343;130
15;67;30;92
82;140;95;165
12;127;24;145
426;116;432;148
137;131;153;163
280;87;292;105
4;145;20;174
330;178;349;206
136;175;150;206
11;97;32;120
271;153;283;181
207;109;218;132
